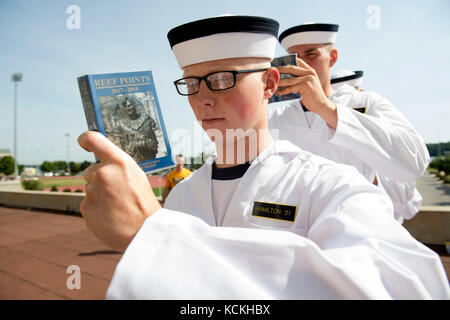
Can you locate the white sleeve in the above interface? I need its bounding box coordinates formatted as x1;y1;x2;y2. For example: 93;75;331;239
377;175;422;221
106;176;450;299
328;92;430;182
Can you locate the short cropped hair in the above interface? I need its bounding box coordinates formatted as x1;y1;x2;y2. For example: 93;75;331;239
324;43;334;52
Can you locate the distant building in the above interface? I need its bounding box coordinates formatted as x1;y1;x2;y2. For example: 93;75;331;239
22;167;37;177
20;165;41;177
0;149;12;158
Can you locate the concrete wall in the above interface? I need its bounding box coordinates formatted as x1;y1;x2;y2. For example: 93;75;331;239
0;190;449;245
0;190;84;213
0;181;22;191
403;206;450;245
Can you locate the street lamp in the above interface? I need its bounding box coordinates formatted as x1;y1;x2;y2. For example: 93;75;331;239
65;133;70;175
11;73;23;180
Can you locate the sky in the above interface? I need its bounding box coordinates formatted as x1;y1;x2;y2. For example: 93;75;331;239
0;0;449;165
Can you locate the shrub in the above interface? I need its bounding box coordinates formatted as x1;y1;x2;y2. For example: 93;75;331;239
21;180;44;191
63;188;71;192
50;185;58;192
429;157;450;175
75;189;83;193
444;176;450;184
444;162;450;175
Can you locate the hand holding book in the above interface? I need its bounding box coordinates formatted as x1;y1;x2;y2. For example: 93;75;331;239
78;131;162;251
276;56;338;129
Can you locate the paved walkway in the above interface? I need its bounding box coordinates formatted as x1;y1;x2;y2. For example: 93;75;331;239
416;172;450;206
0;206;122;299
0;205;448;299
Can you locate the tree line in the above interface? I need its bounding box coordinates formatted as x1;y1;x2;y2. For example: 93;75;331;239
0;154;209;177
0;156;93;176
426;141;450;157
0;142;448;177
39;160;93;175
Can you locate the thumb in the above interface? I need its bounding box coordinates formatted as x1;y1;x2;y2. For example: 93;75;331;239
78;131;126;162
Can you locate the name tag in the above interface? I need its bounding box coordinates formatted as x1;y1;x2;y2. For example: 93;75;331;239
251;201;297;222
353;106;367;114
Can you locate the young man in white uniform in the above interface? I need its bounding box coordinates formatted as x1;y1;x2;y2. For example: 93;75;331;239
77;16;449;299
330;69;364;91
269;23;430;194
330;70;423;223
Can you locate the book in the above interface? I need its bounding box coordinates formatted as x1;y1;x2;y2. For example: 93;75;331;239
77;70;174;173
269;53;301;104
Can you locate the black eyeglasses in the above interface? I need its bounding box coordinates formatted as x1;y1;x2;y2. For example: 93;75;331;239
173;68;269;96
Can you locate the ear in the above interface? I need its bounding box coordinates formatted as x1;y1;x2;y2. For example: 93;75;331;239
263;67;280;99
329;48;338;68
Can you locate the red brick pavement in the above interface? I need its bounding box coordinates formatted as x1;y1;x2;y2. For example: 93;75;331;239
0;205;448;300
147;175;165;188
0;206;122;300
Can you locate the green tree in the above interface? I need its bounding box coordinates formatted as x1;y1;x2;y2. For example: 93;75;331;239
80;160;93;171
70;161;81;175
53;161;68;171
0;156;14;175
40;161;55;172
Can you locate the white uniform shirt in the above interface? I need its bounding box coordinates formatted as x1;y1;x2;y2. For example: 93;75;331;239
268;84;430;220
212;178;241;226
106;140;449;299
377;175;423;224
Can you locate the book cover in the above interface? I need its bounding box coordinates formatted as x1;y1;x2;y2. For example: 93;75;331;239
269;53;302;104
77;70;174;173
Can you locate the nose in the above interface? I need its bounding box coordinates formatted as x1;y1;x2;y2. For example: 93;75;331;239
195;80;215;108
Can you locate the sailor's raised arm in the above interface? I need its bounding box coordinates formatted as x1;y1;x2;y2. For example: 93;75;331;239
328;92;430;182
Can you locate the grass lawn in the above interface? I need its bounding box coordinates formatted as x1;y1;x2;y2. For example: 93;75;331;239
38;177;86;188
37;177;164;196
23;177;164;198
153;187;163;198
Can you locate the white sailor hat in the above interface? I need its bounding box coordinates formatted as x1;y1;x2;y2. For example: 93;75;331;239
167;15;279;68
331;70;364;89
279;23;339;51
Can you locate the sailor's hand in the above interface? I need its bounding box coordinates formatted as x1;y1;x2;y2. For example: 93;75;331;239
276;58;338;129
78;131;161;251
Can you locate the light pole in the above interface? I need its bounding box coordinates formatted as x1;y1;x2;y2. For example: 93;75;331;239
11;73;23;180
65;133;70;175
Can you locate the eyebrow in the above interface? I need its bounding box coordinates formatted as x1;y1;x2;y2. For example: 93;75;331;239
303;48;319;55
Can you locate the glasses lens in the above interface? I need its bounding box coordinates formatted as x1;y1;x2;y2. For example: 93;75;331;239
207;72;235;90
176;78;199;95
